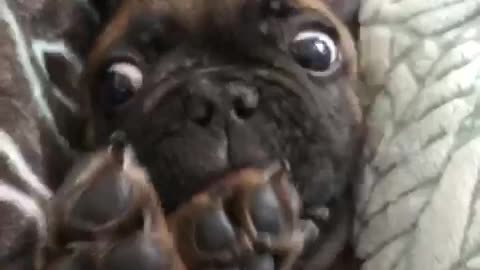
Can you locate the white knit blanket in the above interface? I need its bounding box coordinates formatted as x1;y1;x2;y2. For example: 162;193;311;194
357;1;480;270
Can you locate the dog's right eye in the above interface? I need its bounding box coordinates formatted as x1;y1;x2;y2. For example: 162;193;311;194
289;30;341;77
100;62;143;110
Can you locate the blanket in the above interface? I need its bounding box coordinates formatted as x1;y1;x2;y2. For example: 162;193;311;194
3;0;478;269
357;0;480;270
0;0;98;155
0;1;97;267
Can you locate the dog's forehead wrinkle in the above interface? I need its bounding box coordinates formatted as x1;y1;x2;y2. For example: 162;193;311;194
88;0;358;75
191;76;221;96
134;0;274;37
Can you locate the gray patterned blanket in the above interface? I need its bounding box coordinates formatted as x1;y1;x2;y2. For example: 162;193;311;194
357;1;480;270
2;0;478;269
0;1;96;268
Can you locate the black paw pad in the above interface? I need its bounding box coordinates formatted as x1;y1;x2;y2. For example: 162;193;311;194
69;169;134;232
243;254;275;270
249;184;283;237
195;209;236;254
49;141;152;243
101;234;173;270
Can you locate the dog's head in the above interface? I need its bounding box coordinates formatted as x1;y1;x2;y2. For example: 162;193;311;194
83;0;363;213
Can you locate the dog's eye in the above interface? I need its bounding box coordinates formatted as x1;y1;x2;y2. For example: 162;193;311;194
290;30;340;76
101;62;143;109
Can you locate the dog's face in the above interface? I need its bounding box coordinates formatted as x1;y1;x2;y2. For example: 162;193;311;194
84;0;362;213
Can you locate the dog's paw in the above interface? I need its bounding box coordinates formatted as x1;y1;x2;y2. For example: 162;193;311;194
168;162;318;270
46;133;317;270
46;132;184;270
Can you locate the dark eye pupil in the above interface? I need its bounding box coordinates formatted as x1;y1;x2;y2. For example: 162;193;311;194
290;37;333;71
102;71;134;110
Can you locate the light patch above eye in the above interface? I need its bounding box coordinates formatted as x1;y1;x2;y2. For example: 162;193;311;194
107;62;143;91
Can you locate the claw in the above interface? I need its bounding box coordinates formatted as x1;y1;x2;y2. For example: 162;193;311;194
299;220;320;246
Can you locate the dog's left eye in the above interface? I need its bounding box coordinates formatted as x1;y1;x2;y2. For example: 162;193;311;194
100;62;143;109
290;30;340;76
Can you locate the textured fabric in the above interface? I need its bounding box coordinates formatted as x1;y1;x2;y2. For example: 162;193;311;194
0;1;94;265
4;0;478;269
357;1;480;270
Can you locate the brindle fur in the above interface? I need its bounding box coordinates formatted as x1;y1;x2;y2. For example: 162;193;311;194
0;0;364;269
84;0;363;210
81;0;365;269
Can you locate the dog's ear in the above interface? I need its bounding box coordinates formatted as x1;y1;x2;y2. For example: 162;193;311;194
88;0;124;25
323;0;360;23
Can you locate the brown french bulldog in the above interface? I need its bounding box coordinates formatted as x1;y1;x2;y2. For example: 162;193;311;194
0;0;364;269
73;0;365;269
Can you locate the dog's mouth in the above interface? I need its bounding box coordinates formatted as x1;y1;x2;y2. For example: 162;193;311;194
160;156;341;228
186;160;292;203
167;160;316;268
166;159;348;269
149;159;280;214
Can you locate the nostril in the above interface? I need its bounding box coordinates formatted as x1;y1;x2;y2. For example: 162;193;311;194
233;97;256;119
233;91;258;119
228;81;259;120
187;97;215;126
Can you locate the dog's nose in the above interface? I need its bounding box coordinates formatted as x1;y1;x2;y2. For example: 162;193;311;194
229;81;259;120
186;94;216;126
186;79;259;126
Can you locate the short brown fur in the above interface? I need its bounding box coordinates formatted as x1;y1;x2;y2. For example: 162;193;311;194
86;0;358;76
80;1;364;269
85;0;362;125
